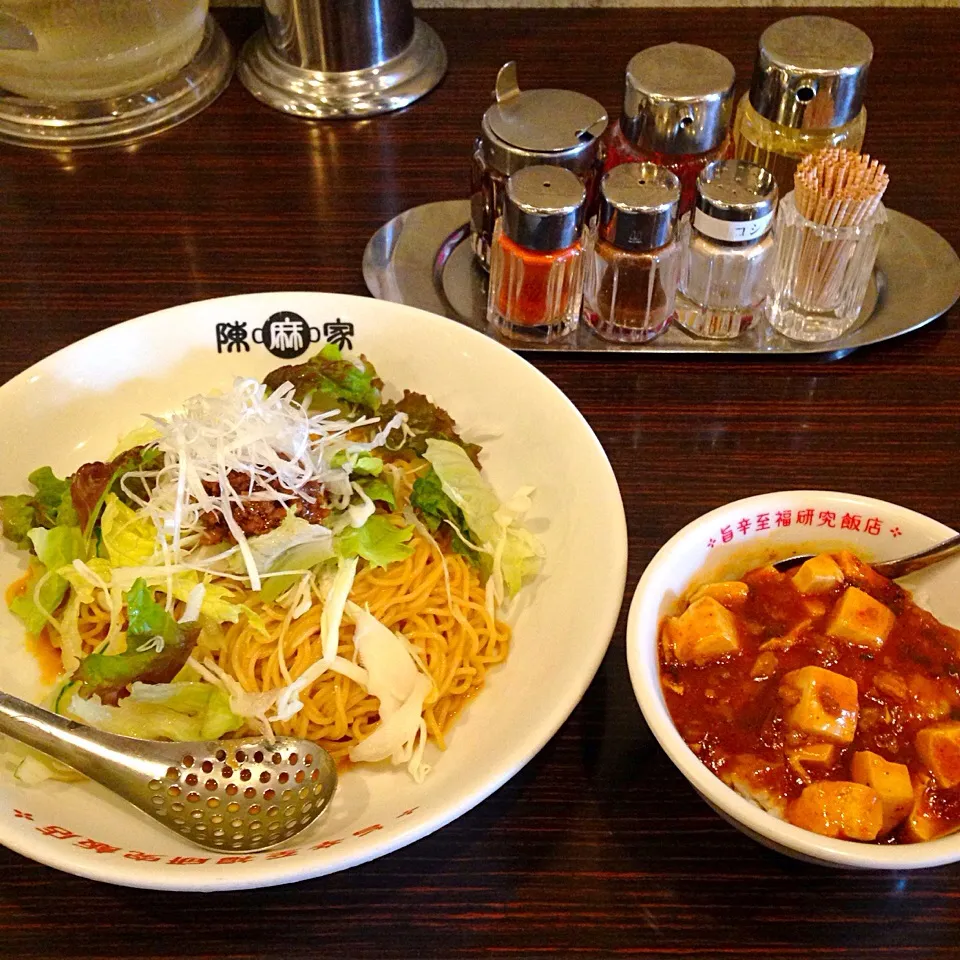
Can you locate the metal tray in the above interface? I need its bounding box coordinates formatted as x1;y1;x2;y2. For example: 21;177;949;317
363;199;960;358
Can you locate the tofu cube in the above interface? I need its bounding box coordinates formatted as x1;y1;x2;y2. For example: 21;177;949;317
904;775;960;843
787;743;838;780
792;554;845;595
850;751;913;834
781;666;859;743
669;596;741;665
788;781;883;841
916;722;960;788
790;742;837;767
825;587;896;650
690;581;749;606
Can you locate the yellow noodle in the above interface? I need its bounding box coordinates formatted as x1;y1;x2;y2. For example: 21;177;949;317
62;534;509;768
217;533;509;763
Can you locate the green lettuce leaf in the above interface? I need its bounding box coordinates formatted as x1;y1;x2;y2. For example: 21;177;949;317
69;681;239;741
0;495;35;548
72;578;199;704
0;466;77;548
410;467;477;562
263;343;382;416
9;526;87;634
360;477;396;510
100;494;157;567
335;515;414;569
28;467;72;527
423;439;541;597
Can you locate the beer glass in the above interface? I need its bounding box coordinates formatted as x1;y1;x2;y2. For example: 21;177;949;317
0;0;233;148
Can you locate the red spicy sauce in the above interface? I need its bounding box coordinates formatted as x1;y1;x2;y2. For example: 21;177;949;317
659;551;960;844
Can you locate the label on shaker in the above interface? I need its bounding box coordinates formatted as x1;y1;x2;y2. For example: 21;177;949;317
693;208;774;243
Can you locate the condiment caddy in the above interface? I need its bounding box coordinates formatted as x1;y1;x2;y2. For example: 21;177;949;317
363;15;960;357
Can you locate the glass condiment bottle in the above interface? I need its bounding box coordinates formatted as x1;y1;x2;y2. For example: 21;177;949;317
675;159;778;340
733;16;872;197
582;163;681;344
470;61;607;271
487;165;587;343
604;43;735;217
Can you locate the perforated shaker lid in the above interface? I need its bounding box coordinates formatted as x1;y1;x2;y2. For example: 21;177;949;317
503;165;587;252
620;43;735;155
748;16;873;130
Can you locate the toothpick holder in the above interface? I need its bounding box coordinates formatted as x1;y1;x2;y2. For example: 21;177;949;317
769;191;887;343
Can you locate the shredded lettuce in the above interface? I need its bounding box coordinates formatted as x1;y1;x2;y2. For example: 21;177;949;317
68;682;239;741
423;439;542;597
243;511;335;575
346;601;432;781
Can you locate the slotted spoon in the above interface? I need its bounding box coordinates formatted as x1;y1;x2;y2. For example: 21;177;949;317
0;690;338;852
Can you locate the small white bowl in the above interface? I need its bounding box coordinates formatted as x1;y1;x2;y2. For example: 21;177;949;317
626;490;960;870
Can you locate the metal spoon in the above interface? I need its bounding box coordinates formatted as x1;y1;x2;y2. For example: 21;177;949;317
0;690;337;852
773;533;960;579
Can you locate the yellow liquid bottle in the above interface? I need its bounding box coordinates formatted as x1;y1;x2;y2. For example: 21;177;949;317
734;96;866;199
734;16;872;197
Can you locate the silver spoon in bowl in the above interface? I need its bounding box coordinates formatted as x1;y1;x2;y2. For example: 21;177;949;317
773;533;960;579
0;689;338;852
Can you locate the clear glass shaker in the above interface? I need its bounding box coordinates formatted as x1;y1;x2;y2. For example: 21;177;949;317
487;165;587;344
470;62;607;271
675;159;779;340
582;163;681;343
733;17;872;197
604;43;736;217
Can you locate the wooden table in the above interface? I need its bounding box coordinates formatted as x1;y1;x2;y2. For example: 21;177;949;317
1;8;959;958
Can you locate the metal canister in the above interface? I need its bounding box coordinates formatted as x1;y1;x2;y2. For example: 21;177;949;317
470;62;608;269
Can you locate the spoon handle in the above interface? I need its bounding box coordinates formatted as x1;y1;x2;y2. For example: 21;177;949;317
872;533;960;579
0;689;169;784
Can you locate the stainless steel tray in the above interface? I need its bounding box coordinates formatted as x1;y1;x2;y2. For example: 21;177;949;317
363;199;960;357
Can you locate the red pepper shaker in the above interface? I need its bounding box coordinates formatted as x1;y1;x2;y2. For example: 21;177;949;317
605;43;736;216
487;165;587;344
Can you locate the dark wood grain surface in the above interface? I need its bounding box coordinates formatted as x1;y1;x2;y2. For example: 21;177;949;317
1;8;959;958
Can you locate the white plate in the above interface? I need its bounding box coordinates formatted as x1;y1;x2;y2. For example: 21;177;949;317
0;292;627;891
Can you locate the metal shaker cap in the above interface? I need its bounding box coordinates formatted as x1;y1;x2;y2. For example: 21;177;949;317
620;43;735;156
695;159;778;222
598;163;681;251
748;17;873;130
481;62;609;177
504;165;587;252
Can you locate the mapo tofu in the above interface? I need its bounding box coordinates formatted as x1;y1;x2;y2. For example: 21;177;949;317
659;551;960;844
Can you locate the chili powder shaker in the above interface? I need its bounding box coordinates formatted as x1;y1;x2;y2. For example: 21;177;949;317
733;16;872;196
604;43;735;217
470;62;607;270
582;163;681;344
675;159;778;340
487;165;587;343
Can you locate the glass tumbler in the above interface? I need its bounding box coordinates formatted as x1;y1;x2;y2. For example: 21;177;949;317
0;0;232;148
769;191;886;343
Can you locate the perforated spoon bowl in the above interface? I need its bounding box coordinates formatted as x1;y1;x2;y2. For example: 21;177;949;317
772;533;960;579
0;689;337;852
